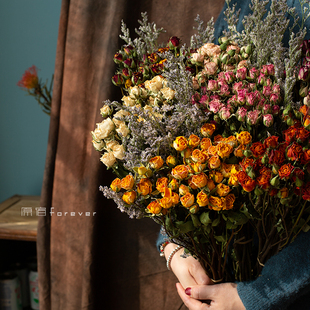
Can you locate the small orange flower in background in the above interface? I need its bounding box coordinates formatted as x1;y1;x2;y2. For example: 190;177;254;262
237;131;252;145
17;65;39;89
121;174;135;190
149;156;164;169
180;192;195;208
201;123;216;137
147;201;162;214
17;65;53;115
173;136;188;151
234;144;246;158
278;187;289;198
287;143;304;162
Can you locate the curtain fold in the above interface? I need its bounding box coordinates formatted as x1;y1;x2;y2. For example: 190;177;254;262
37;1;225;309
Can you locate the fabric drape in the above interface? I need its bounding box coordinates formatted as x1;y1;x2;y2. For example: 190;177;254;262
37;1;225;309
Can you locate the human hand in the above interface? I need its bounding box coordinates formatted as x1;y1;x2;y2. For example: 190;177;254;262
164;243;213;288
176;282;245;310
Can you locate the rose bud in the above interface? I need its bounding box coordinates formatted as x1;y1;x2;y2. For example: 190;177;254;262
112;74;124;86
168;36;180;49
123;45;134;55
298;66;309;81
114;52;123;63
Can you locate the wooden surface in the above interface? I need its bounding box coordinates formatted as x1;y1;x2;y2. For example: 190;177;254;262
0;195;40;241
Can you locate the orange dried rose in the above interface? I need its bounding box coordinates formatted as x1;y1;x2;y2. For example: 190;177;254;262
122;191;137;204
172;165;189;180
206;178;216;191
179;184;190;195
166;155;177;167
173;136;188;151
121;174;135;190
188;134;200;148
250;142;266;157
237;131;252;145
137;178;152;196
191;172;208;188
147;201;162;214
242;178;256;192
209;171;224;183
209;196;224;211
201;123;216;137
197;191;209;207
216;142;233;158
110;178;122;192
224;194;235;210
149;156;164;169
192;162;206;173
264;136;279;149
208;155;221;169
188;176;198;190
278;163;294;180
156;177;169;192
207;145;218;156
279;187;289;198
216;183;231;196
169;178;179;191
180;192;195;208
287;143;303;161
220;163;232;178
192;149;208;163
200;138;212;151
234;144;246;158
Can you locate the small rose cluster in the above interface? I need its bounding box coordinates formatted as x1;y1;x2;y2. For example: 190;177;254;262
91;105;129;167
189;41;281;129
112;37;180;89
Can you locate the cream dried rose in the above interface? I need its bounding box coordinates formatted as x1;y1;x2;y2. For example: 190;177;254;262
116;122;130;137
121;96;136;107
100;105;112;118
100;152;116;167
92;139;105;151
93;118;115;140
129;85;148;98
144;75;164;92
105;140;119;151
113;110;130;127
160;87;175;100
112;144;125;160
199;43;221;57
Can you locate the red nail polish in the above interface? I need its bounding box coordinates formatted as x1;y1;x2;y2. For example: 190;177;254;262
185;287;191;296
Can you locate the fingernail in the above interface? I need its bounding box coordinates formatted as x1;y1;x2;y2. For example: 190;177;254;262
185;287;191;296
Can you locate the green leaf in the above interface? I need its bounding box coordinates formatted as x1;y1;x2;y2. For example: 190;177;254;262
212;216;221;227
176;221;194;233
214;235;227;243
200;212;212;225
191;214;201;227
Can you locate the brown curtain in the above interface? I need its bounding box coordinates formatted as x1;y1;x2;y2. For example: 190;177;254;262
37;1;225;309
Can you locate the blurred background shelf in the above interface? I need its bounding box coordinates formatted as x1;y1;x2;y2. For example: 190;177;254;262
0;195;40;241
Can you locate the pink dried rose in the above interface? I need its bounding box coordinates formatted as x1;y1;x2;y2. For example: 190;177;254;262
247;110;260;125
220;83;230;96
224;71;235;84
233;81;244;93
270;93;279;104
207;80;219;91
249;67;259;79
263;114;274;127
263;86;272;98
236;67;247;80
262;104;271;114
237;89;247;104
236;107;248;121
209;100;223;113
204;61;218;75
219;107;231;120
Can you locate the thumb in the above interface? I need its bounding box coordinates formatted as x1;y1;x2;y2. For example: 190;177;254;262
185;284;217;301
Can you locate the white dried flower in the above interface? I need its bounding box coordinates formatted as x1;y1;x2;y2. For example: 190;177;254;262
100;152;116;167
112;144;125;159
144;75;164;92
116;122;130;137
113;110;130;127
121;96;136;107
92;139;105;151
100;105;112;118
160;87;175;100
93;118;115;140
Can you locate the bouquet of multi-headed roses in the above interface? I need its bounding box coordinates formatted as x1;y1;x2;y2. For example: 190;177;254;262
92;1;310;282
